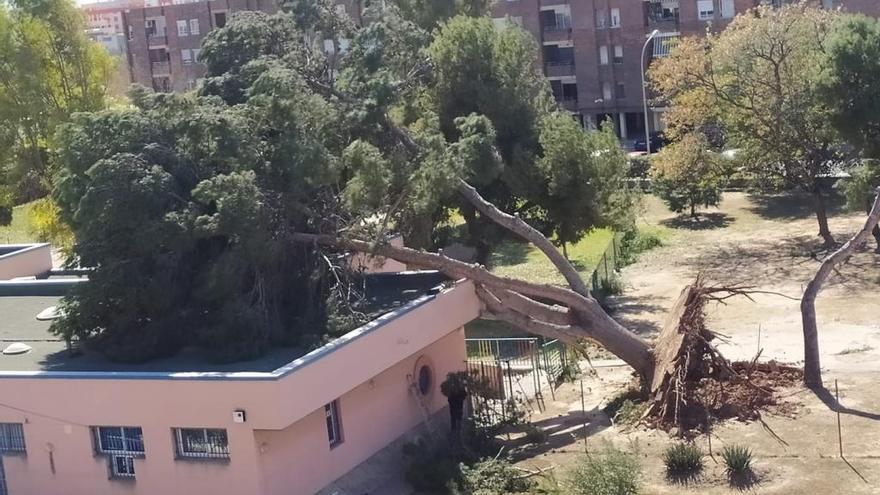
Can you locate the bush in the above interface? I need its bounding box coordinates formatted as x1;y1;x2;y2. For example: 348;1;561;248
618;229;663;266
402;439;460;492
457;458;535;495
599;272;625;296
566;443;641;495
721;445;753;477
628;155;651;179
663;443;703;477
603;388;646;426
522;423;548;445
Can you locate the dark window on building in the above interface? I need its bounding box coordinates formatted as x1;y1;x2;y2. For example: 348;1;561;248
543;45;574;65
0;424;25;454
562;83;578;101
418;365;432;395
214;12;226;28
174;428;229;459
325;400;343;447
616;83;626;99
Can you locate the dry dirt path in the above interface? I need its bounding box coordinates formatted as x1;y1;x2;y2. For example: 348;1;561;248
515;192;880;494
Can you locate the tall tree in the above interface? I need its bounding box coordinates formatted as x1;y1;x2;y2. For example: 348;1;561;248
0;0;113;200
651;133;724;218
54;6;649;378
651;4;843;246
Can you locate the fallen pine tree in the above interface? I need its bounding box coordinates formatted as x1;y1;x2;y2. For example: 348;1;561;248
292;181;802;433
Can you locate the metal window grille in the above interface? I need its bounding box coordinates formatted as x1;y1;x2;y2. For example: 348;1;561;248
110;455;136;478
95;426;145;455
174;428;230;459
653;34;680;58
0;424;26;453
0;457;7;495
325;401;342;447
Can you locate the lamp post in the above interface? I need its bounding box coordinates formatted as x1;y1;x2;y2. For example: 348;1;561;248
641;29;660;154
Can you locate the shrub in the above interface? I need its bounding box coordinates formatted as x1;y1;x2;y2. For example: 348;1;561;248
457;458;535;494
618;229;663;266
599;273;625;296
663;443;703;477
603;388;646;426
522;423;548;445
566;443;641;495
721;445;753;477
402;439;459;492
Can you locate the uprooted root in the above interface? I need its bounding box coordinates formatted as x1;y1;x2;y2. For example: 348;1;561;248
643;278;802;434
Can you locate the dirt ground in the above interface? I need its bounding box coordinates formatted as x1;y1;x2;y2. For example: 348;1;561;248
514;192;880;494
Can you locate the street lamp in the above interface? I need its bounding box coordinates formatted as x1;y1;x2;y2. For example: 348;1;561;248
641;29;660;154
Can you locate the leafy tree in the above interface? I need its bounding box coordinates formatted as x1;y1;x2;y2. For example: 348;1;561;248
538;115;633;256
0;0;113;200
651;4;844;246
651;133;724;218
54;5;644;370
837;160;880;251
819;14;880;159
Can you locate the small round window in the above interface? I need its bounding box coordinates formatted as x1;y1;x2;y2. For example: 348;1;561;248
417;365;432;395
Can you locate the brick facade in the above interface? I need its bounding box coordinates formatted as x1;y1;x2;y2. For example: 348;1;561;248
121;0;279;92
492;0;880;140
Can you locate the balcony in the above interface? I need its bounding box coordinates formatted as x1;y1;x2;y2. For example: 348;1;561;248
151;61;170;75
644;1;680;29
147;29;167;46
542;24;572;43
544;61;575;77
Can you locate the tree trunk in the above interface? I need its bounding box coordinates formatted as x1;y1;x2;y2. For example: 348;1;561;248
873;224;880;253
561;242;569;260
291;232;655;377
811;189;835;247
456;180;592;297
801;187;880;386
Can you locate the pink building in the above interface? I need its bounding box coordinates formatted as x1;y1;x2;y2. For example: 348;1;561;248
0;245;480;495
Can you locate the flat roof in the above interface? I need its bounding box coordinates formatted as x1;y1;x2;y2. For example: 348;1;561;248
0;271;448;375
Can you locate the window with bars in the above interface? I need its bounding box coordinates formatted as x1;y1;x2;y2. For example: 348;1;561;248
176;19;188;36
174;428;229;459
189;19;200;35
325;400;342;448
110;455;136;479
95;426;145;455
0;424;25;454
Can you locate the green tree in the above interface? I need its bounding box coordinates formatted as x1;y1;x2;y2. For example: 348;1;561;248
0;0;113;200
651;133;724;218
538;114;632;256
819;14;880;159
54;6;650;374
651;4;843;245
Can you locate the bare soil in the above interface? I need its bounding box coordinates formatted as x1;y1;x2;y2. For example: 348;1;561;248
513;192;880;494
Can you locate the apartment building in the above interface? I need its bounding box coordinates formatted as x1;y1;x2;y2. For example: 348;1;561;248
0;243;480;495
491;0;880;141
120;0;279;92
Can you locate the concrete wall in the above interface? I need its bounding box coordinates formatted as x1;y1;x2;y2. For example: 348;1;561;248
255;329;465;495
0;281;479;495
0;244;52;280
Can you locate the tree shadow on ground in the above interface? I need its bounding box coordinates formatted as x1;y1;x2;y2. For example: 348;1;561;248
488;241;530;268
693;234;820;287
505;408;611;462
606;294;668;336
729;470;761;491
746;192;846;221
810;385;880;422
660;212;734;231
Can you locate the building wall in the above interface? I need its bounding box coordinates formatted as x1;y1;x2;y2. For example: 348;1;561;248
0;281;479;495
122;0;279;91
0;244;52;280
255;328;465;495
492;0;880;137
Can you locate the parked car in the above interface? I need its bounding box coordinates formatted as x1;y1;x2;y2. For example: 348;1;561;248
633;132;667;153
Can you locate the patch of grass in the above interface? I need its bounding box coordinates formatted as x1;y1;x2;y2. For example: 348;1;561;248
598;272;625;296
603;388;646;426
663;443;704;479
837;345;874;355
0;202;38;244
490;228;614;286
721;445;753;477
565;442;641;495
464;318;528;339
618;226;670;266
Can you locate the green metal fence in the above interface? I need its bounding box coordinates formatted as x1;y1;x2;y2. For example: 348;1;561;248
589;232;624;294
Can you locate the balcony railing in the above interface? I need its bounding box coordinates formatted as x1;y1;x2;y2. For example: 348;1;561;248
151;61;170;74
147;35;167;46
544;61;575;78
542;24;571;42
